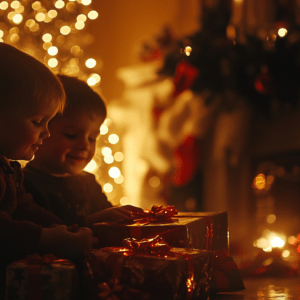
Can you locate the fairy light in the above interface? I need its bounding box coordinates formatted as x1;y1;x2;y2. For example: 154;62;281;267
103;183;113;193
48;57;58;68
55;0;65;9
60;25;71;35
108;134;119;144
77;14;87;22
48;46;58;56
100;124;109;135
278;28;288;37
108;167;121;179
75;21;85;30
114;152;124;162
149;176;160;188
0;1;9;10
88;10;98;20
102;147;112;156
42;33;52;42
82;0;92;5
114;175;124;184
86;58;96;68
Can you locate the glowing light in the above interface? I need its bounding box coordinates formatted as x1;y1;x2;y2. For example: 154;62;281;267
32;1;41;10
90;73;101;83
26;19;35;28
55;0;65;9
184;46;192;56
266;214;276;224
86;58;96;68
12;14;22;24
114;152;124;162
8;12;16;20
48;46;58;56
0;30;3;38
282;250;290;258
35;12;45;22
71;45;82;56
253;173;266;190
108;134;119;144
82;0;92;5
77;14;87;22
149;176;160;188
75;21;85;30
42;33;52;42
10;33;19;43
84;159;97;172
108;167;121;178
120;197;130;205
262;258;273;266
104;155;114;164
103;183;113;193
60;25;71;35
48;10;58;18
88;10;98;20
30;23;39;32
48;58;58;68
0;1;9;10
102;147;112;156
297;245;300;253
270;236;285;248
100;124;108;135
114;175;124;184
43;42;52;50
278;28;288;37
11;1;20;9
87;76;96;86
288;236;297;245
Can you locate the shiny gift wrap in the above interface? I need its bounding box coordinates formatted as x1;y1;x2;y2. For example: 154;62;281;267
92;207;228;251
5;254;78;300
84;236;213;300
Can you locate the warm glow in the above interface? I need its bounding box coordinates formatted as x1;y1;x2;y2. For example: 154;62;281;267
120;197;130;205
114;152;124;162
184;46;192;56
11;1;20;9
82;0;92;5
87;77;96;86
0;30;3;38
32;1;41;10
149;176;160;188
48;46;58;56
288;236;297;245
108;134;119;144
254;230;286;250
104;155;114;164
55;0;65;9
42;33;52;42
100;124;108;135
48;58;58;68
253;173;266;190
43;42;52;50
10;33;19;43
75;21;85;30
278;28;288;37
114;175;124;184
282;250;290;258
26;19;35;28
48;10;58;18
88;10;98;20
102;147;112;156
35;12;45;22
84;159;97;173
86;58;96;68
0;1;9;10
12;14;22;24
77;14;87;22
108;167;121;179
90;73;101;83
266;214;276;224
103;183;113;193
60;25;71;35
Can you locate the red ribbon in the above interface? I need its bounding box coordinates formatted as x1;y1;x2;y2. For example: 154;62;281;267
13;253;74;300
100;236;195;300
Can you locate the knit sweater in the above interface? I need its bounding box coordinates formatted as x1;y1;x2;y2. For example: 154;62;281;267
0;154;63;297
23;165;113;227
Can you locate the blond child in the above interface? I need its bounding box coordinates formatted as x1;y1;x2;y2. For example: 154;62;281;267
23;75;142;228
0;43;93;296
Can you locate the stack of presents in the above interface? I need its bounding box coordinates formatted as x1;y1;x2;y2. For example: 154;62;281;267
5;206;244;300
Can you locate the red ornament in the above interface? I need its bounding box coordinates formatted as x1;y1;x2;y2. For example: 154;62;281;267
254;66;274;95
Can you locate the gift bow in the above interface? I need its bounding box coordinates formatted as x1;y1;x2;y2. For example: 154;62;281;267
122;235;172;253
131;205;178;223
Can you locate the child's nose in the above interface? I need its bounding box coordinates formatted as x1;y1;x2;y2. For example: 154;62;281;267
77;138;89;150
40;126;50;139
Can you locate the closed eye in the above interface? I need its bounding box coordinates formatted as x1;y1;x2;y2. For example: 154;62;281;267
32;121;42;127
64;133;77;139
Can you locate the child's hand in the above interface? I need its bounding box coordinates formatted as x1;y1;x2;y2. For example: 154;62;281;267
39;225;93;260
85;205;144;225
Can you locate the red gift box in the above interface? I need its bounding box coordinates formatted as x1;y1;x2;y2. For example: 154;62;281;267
84;235;213;300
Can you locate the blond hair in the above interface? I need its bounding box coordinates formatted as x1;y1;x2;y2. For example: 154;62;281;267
0;43;65;112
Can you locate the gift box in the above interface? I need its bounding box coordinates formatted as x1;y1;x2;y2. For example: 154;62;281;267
5;254;78;300
84;235;213;300
92;206;228;252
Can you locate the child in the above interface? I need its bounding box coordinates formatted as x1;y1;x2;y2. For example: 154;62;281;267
0;43;94;296
23;75;142;228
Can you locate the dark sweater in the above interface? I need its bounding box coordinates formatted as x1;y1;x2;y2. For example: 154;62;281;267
0;154;63;297
23;165;113;227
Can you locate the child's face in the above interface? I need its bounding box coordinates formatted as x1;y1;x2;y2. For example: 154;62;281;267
32;112;104;176
0;101;59;160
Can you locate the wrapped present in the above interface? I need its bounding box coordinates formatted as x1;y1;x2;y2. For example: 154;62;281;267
92;206;228;251
84;235;213;300
5;253;78;300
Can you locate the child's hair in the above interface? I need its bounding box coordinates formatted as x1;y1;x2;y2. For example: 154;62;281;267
57;74;107;119
0;42;66;112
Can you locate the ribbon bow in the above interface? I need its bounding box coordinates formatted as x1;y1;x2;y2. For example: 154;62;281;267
122;235;172;254
131;205;178;223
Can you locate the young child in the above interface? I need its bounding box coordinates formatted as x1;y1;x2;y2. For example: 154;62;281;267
23;74;142;228
0;43;94;296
